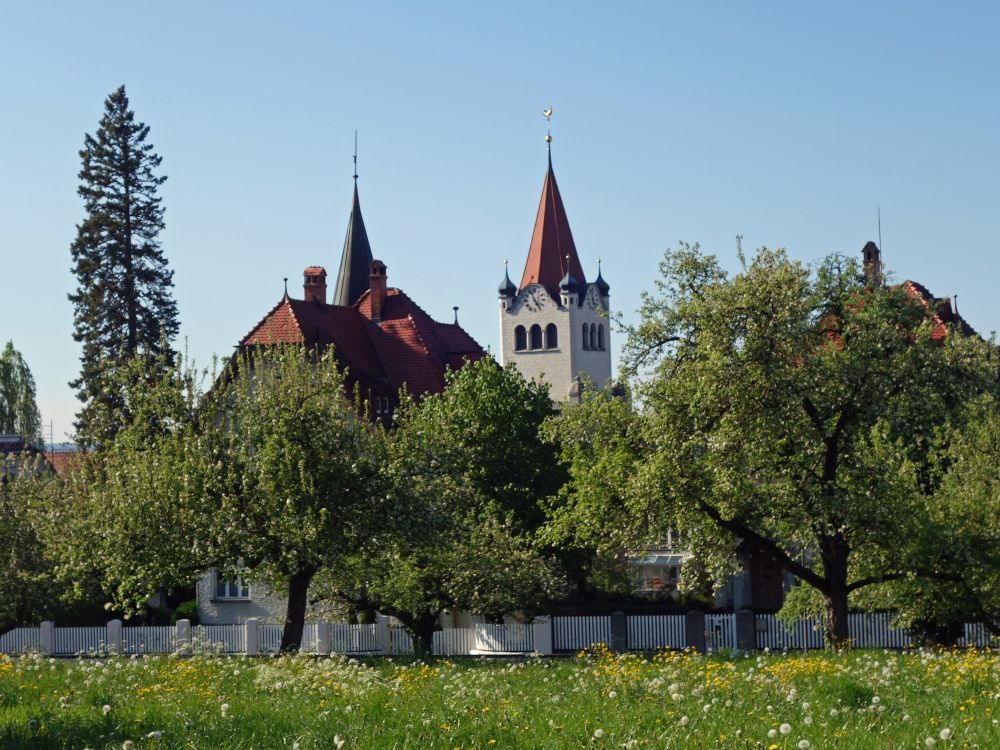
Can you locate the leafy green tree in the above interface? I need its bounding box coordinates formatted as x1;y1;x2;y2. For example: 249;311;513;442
875;395;1000;639
0;470;61;630
0;341;43;446
69;85;178;448
43;351;214;616
554;244;995;644
328;359;565;653
209;346;390;651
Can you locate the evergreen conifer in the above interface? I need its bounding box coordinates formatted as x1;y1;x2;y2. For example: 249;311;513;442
68;86;178;447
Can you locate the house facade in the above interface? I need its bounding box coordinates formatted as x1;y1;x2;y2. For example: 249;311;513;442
196;176;485;625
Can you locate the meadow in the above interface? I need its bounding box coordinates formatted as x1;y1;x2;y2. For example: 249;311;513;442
0;646;997;749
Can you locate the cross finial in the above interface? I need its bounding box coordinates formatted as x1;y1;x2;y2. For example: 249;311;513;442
353;129;358;181
542;107;553;150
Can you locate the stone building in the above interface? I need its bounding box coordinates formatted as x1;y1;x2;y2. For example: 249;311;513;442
498;149;612;402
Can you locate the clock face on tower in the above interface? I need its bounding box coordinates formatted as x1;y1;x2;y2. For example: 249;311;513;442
521;285;549;312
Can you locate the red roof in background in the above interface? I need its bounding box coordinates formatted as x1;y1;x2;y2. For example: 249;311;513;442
899;280;977;341
239;288;485;399
519;157;587;296
47;450;83;478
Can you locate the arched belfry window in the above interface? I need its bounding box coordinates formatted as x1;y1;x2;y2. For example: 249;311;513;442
514;325;527;351
530;324;543;350
545;323;558;349
582;323;590;350
590;323;597;351
597;324;605;350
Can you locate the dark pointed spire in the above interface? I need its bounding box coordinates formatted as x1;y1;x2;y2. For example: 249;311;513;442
333;182;375;306
594;258;610;297
498;259;517;297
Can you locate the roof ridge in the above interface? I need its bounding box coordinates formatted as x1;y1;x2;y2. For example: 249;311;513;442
239;296;303;345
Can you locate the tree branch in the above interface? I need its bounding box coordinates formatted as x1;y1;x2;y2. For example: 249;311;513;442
693;496;826;590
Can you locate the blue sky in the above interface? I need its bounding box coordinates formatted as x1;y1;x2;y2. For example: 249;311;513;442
1;1;998;442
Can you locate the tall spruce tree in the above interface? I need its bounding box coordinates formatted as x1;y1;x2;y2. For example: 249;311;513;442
0;341;43;446
69;86;179;447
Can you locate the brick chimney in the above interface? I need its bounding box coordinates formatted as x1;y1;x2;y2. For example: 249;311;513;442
368;259;387;324
303;266;327;303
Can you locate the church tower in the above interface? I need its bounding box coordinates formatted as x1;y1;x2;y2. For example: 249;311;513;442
499;148;612;402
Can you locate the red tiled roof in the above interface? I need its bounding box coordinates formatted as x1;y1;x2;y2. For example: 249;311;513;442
303;266;326;276
47;450;83;478
899;280;977;341
519;157;587;296
239;287;485;400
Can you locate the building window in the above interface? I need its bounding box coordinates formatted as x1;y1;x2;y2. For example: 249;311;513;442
514;325;527;351
597;324;605;351
589;323;597;350
375;396;391;417
545;323;558;349
530;324;543;350
215;572;249;600
582;323;589;350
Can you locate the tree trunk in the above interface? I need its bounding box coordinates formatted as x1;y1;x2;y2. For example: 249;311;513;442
394;610;440;657
820;536;851;647
280;566;316;652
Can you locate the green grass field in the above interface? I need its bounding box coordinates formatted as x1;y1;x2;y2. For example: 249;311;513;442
1;646;997;749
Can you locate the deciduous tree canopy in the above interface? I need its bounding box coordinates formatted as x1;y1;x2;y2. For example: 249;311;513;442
550;244;997;643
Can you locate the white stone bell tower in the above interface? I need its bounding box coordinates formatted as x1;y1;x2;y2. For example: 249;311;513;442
499;149;611;402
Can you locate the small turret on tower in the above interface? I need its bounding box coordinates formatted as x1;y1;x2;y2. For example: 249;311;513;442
862;241;883;288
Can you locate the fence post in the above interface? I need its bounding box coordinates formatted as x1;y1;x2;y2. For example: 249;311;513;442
375;619;389;655
176;618;192;654
315;622;331;655
609;611;628;652
244;618;259;656
734;609;756;653
40;621;55;656
106;619;123;655
684;611;705;653
532;616;553;656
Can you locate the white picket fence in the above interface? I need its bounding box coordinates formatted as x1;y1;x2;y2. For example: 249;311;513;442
54;627;107;655
848;612;912;649
755;614;825;650
122;626;176;654
704;613;738;652
553;615;612;651
0;628;41;654
433;628;477;655
474;623;533;653
628;614;686;650
195;624;245;653
1;614;995;657
961;622;994;648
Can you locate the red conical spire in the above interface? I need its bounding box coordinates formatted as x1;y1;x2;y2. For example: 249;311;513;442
519;155;586;297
